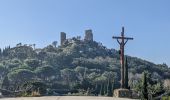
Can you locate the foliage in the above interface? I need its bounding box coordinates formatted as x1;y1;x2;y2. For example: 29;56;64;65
1;76;9;90
24;59;40;70
134;71;165;99
0;38;169;97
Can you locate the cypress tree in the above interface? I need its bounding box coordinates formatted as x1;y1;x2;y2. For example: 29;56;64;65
142;71;148;100
124;57;129;89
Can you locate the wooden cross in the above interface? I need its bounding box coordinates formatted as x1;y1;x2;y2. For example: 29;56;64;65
112;27;133;88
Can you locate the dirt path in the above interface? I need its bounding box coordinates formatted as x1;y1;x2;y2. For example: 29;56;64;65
0;96;137;100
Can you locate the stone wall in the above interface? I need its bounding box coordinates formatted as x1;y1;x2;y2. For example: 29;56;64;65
114;89;132;98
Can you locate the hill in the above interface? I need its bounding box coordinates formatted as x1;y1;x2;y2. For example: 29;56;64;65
0;37;169;97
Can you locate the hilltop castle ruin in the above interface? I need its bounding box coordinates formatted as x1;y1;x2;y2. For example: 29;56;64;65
60;29;93;46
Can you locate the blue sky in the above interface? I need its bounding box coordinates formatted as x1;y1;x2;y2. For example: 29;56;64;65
0;0;170;66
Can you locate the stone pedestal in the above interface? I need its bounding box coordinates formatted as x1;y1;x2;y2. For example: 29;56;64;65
113;89;132;98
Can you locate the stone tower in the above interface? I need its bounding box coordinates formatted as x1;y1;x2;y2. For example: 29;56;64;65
60;32;66;45
84;29;93;41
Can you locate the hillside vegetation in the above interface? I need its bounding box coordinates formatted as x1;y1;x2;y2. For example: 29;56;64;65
0;37;170;98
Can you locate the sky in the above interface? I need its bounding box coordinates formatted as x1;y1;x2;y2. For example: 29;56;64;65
0;0;170;66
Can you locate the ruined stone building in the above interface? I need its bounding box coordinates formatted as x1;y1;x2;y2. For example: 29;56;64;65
84;29;93;41
60;32;66;45
60;29;93;46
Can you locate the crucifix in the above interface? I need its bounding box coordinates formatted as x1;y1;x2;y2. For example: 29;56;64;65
112;27;133;88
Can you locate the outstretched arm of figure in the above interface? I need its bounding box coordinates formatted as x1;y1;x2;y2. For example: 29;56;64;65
124;39;128;45
117;39;121;45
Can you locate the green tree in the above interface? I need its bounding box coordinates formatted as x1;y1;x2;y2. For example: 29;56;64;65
61;68;76;88
8;69;34;91
24;59;40;70
52;41;58;48
34;65;56;81
75;66;87;79
141;71;149;100
16;43;22;47
124;57;129;89
0;64;8;80
94;75;107;96
37;51;47;65
0;48;2;57
33;44;36;50
1;76;10;90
